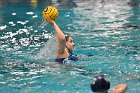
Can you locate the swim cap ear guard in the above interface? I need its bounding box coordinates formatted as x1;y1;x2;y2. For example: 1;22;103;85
91;75;110;92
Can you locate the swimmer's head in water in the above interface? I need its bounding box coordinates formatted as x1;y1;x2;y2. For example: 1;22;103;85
91;75;110;93
65;35;75;52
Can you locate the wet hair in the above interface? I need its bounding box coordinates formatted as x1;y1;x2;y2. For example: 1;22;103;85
65;35;71;41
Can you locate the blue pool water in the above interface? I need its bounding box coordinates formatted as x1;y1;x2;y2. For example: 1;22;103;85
0;0;140;93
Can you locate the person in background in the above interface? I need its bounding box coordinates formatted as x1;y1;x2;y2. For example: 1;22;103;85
45;16;78;63
91;75;127;93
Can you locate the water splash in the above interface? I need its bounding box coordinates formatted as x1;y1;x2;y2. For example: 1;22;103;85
34;21;48;32
29;20;58;61
34;36;58;60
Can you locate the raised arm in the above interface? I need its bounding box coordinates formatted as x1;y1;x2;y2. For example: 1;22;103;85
45;17;66;54
112;84;127;93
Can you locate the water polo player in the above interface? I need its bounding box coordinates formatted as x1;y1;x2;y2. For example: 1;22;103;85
43;6;78;63
91;75;127;93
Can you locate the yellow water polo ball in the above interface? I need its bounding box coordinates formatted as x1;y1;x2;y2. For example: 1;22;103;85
42;6;58;21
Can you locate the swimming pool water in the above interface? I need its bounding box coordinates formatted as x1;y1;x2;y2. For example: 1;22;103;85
0;0;140;93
